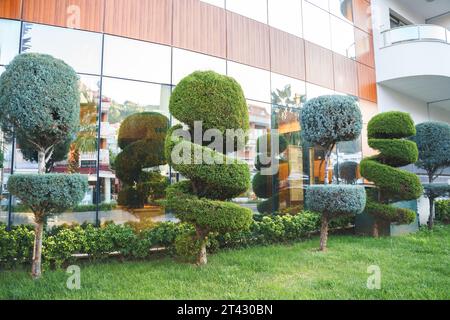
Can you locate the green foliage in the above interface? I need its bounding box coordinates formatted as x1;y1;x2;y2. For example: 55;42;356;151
174;232;203;263
252;172;273;199
305;185;366;218
423;184;450;200
0;53;79;151
256;133;288;155
1;210;352;269
7;174;88;220
170;71;249;138
435;200;450;223
301;95;363;148
334;161;358;184
410;122;450;182
360;111;422;225
115;112;169;208
367;111;416;139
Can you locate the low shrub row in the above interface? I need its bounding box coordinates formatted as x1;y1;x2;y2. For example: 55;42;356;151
0;211;354;270
4;202;117;213
436;200;450;224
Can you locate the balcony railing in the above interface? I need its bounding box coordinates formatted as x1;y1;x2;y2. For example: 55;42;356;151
382;24;450;47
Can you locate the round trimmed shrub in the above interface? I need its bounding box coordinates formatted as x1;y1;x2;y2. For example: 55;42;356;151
165;71;253;265
360;111;422;236
301;95;362;148
118;112;168;149
169;71;249;137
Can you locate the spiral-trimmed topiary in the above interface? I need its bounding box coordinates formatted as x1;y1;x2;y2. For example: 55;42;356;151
360;111;423;237
115;112;169;208
165;71;253;265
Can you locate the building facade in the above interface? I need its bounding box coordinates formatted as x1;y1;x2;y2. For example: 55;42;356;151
1;0;433;228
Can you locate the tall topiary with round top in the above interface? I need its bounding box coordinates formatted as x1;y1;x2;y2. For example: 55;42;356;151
165;71;253;265
360;111;423;237
0;53;87;278
115;112;169;208
302;95;365;251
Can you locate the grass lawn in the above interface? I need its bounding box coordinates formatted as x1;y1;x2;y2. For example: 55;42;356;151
1;225;449;300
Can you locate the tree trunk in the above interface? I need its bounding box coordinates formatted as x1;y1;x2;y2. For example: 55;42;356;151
373;220;379;238
428;197;435;230
37;150;46;175
195;226;207;266
323;156;330;185
319;215;329;251
32;218;44;279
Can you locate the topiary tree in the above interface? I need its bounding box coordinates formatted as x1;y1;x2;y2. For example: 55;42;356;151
165;71;253;265
301;95;365;251
305;185;366;250
301;95;363;184
252;133;289;213
115;112;169;209
360;112;423;237
410;122;450;229
0;53;86;279
0;53;80;174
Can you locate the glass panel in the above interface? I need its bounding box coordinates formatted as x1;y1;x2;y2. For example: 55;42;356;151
331;15;356;59
336;137;363;184
103;35;171;84
11;75;100;227
307;0;329;11
419;25;446;41
0;139;12;225
271;73;306;108
268;0;303;37
101;77;173;226
226;0;268;24
200;0;224;7
272;106;308;213
305;83;335;100
329;0;353;23
227;61;271;103
172;48;226;85
385;26;419;45
21;23;102;74
0;19;20;65
303;0;332;49
234;100;271;214
311;145;337;184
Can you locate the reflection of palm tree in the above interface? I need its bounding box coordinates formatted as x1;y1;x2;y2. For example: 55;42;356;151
271;85;295;107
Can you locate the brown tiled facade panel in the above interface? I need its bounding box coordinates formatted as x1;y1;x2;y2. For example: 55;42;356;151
22;0;104;32
0;0;21;19
357;63;377;102
270;28;305;81
353;0;372;34
355;27;375;68
333;53;358;96
305;41;334;90
173;0;226;58
104;0;172;45
226;11;270;70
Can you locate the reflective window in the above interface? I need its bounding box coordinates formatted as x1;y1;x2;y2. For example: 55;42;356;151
226;0;268;24
331;16;356;59
0;19;20;65
303;1;332;49
227;61;271;103
336;137;363;184
307;0;329;11
0;137;12;225
103;35;171;84
200;0;224;7
12;75;100;227
21;23;102;74
305;83;335;100
271;73;306;108
101;77;172;225
329;0;353;23
172;48;226;85
268;0;303;37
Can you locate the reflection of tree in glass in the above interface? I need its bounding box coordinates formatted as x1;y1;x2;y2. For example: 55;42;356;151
108;100;161;124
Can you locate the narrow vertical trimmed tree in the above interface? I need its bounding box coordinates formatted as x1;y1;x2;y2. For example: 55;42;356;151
301;95;365;250
0;53;87;278
410;122;450;229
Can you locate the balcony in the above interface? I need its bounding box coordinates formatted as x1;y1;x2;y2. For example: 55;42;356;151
377;24;450;109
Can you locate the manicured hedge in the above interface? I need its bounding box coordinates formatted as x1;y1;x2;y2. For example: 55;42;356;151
367;111;416;139
0;211;354;270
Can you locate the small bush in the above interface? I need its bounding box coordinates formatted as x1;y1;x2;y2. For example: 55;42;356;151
174;232;203;263
436;200;450;224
